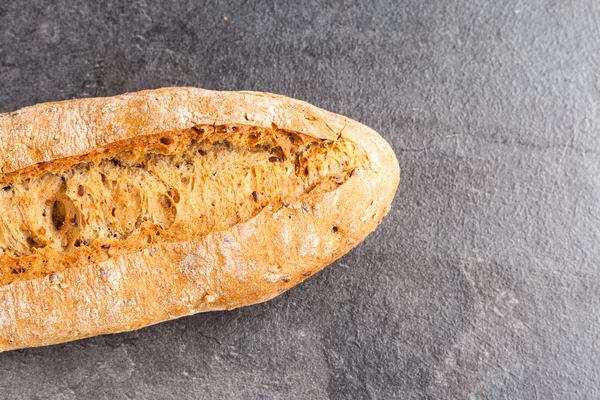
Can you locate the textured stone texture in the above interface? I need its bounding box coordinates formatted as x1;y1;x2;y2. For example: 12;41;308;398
1;1;599;399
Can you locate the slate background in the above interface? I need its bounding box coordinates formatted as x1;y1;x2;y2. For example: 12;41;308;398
1;1;600;399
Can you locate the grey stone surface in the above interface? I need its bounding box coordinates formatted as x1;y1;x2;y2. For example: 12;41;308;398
1;0;599;398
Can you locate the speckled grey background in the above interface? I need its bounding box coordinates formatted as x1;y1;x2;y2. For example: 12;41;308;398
1;1;599;399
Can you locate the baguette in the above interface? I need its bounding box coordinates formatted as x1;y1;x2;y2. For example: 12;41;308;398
0;87;399;352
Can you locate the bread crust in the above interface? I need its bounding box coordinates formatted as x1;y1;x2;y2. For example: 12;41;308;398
0;88;399;352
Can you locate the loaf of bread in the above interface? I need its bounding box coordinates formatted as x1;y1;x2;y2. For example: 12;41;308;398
0;87;399;352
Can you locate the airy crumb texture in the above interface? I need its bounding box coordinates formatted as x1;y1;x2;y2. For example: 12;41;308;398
0;125;367;286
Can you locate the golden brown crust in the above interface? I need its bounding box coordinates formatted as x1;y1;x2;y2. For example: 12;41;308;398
0;88;341;175
0;88;399;352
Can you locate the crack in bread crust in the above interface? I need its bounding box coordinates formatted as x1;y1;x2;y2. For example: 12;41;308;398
0;125;367;286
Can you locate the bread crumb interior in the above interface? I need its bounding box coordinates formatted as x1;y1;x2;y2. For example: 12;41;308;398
0;125;366;285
